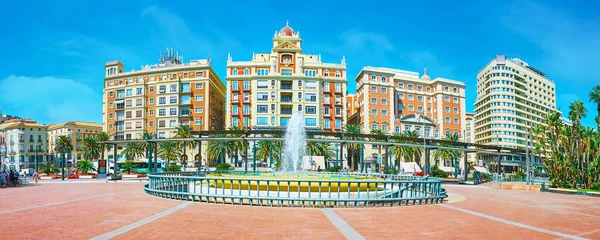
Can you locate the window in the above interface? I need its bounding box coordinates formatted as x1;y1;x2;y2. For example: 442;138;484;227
306;81;317;90
445;117;450;123
445;107;450;113
136;110;142;118
371;75;377;81
382;123;387;132
408;84;413;90
371;86;377;93
453;108;458;114
257;80;268;89
243;117;249;127
125;100;132;107
244;93;249;102
417;96;423;102
196;83;204;89
281;69;293;76
381;87;387;94
305;118;317;127
170;96;177;104
196;95;204;101
195;107;203;113
453;97;458;103
257;92;268;101
444;86;449;91
324;70;329;77
408;95;414;100
195;119;202;125
126;89;132;96
382;110;388;116
233;69;238;75
136;99;142;106
417;106;423;112
335;83;341;92
149;121;154;127
324;95;330;104
335;71;340;77
136;87;143;95
336;107;341;116
395;126;400;133
257;105;268;113
453;87;457;93
126;111;132;118
305;106;316;114
170;84;177;92
243;105;249;114
371;98;377;104
232;106;239;115
335;120;341;129
323;83;330;91
149;110;154;116
170;108;177;116
159;109;166;116
371;109;377;116
324;119;331;128
158;97;166;105
232;118;238;126
454;118;459;124
324;107;330;115
244;69;249;75
232;93;238;102
169;120;177;127
381;76;386;82
159;120;165;128
399;94;404;100
408;105;414;111
445;96;450;102
257;117;268;126
305;93;317;102
271;116;275;123
372;123;378;130
232;82;238;90
159;85;166;93
149;98;154;105
381;99;387;105
417;85;423;91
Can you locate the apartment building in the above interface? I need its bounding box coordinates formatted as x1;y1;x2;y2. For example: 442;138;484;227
352;66;466;168
225;22;347;131
346;94;358;119
47;121;102;164
1;119;48;171
474;55;556;170
103;49;226;141
465;112;477;164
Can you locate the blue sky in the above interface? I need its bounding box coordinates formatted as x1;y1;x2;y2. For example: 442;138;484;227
1;0;599;126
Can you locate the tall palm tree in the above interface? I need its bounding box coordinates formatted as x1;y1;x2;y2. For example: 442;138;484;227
569;100;588;126
55;135;73;164
404;130;423;168
81;137;100;161
228;126;246;166
589;85;600;118
207;134;233;166
390;132;413;171
370;129;386;172
432;133;460;169
256;140;280;169
96;132;110;163
174;125;196;166
121;142;145;161
158;141;182;166
344;124;363;171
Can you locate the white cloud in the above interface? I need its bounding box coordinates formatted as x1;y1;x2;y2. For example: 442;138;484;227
0;75;101;124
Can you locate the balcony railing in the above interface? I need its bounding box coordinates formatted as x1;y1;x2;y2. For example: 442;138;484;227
281;85;293;90
281;97;292;102
281;109;292;114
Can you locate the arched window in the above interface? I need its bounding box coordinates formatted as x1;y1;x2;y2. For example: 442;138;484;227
444;86;449;91
371;75;376;81
244;69;249;75
381;76;386;82
233;69;238;75
324;70;329;77
453;87;457;93
335;71;340;77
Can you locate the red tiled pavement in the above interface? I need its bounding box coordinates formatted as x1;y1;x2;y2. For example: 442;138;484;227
1;182;599;240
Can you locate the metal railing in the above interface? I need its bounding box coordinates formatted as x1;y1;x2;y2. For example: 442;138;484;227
144;171;447;208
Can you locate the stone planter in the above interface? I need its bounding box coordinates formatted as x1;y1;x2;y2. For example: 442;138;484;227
79;175;93;179
123;174;139;178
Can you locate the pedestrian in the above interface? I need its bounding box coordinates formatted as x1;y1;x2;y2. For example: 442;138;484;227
13;170;20;186
0;171;6;187
33;171;40;184
9;170;15;187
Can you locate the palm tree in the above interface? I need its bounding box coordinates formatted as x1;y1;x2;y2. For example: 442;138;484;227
589;85;600;118
370;129;386;172
432;133;461;174
174;125;196;166
207;134;233;166
390;132;412;172
121;160;136;174
404;130;423;168
97;132;110;163
81;137;100;161
256;140;280;169
344;124;363;171
228;126;246;167
77;160;94;175
121;142;145;161
55;135;73;164
158;142;182;166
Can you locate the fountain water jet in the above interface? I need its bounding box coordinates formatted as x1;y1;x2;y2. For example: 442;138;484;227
281;112;307;172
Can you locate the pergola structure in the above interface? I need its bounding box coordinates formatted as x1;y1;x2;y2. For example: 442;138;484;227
102;130;527;182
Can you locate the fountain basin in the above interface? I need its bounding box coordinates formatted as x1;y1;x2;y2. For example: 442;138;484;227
204;173;381;192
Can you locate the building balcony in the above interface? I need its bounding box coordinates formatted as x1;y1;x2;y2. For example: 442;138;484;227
281;85;293;90
323;87;331;93
323;100;332;105
281;97;293;103
281;109;292;115
335;101;342;105
29;139;34;143
19;139;24;143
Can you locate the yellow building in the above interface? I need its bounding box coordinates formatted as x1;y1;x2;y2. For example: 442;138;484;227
0;119;48;171
47;121;103;164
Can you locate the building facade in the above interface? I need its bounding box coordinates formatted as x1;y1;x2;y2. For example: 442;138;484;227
474;55;556;170
225;23;347;131
103;49;225;140
465;112;477;164
352;66;467;168
47;121;102;164
1;119;48;171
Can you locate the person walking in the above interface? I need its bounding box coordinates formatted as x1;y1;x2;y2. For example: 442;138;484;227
9;170;15;187
33;171;40;184
13;170;20;186
0;171;6;187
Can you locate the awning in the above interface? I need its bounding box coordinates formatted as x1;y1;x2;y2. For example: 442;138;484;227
473;166;488;173
114;100;124;104
439;166;454;173
400;162;422;173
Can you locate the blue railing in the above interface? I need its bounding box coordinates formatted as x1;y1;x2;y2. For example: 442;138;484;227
144;171;447;208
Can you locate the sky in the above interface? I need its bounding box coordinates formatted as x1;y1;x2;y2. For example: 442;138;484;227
1;0;599;127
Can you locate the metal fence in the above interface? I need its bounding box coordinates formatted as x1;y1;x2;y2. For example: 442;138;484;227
144;171;447;208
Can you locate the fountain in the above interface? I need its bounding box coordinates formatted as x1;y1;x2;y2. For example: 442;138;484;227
281;112;307;172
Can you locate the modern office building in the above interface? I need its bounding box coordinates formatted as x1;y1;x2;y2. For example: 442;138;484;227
225;22;347;131
103;49;226;140
47;121;102;164
464;112;477;164
474;55;556;171
352;66;467;168
1;119;48;171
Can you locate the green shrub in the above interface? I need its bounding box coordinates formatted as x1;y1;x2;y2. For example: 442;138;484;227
385;168;398;175
121;161;136;174
77;160;94;174
431;165;448;178
216;163;234;171
591;182;600;191
165;164;182;172
327;166;342;172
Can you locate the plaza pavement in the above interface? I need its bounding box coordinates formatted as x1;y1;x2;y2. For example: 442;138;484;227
0;181;599;240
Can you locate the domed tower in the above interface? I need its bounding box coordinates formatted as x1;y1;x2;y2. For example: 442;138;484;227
272;21;302;50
